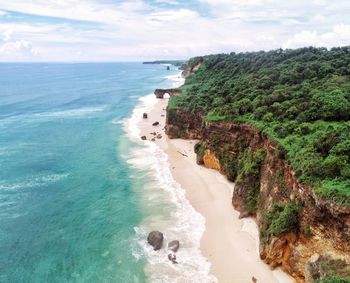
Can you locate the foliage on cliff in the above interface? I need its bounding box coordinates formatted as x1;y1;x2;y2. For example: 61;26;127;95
261;203;300;238
171;47;350;206
317;277;350;283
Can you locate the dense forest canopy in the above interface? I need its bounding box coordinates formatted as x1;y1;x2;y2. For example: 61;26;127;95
170;47;350;206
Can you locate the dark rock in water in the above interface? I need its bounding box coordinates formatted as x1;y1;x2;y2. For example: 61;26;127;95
168;253;178;264
168;240;180;252
152;121;160;126
143;113;148;119
167;66;170;70
151;138;156;141
147;231;163;250
141;136;147;140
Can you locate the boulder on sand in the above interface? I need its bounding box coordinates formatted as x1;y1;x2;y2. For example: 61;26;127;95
141;136;147;140
143;113;148;119
147;231;163;250
168;240;180;252
152;121;160;126
168;253;178;264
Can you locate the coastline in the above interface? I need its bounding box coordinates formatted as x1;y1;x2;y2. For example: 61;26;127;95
137;92;295;282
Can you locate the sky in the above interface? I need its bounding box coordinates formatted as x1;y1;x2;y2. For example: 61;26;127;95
0;0;350;61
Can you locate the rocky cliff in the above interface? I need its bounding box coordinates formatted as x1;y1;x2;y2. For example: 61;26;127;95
165;108;350;282
154;88;182;99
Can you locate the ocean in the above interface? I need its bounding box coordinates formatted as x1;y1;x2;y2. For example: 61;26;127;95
0;63;213;283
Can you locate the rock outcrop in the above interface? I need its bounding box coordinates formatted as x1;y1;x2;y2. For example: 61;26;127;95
147;231;164;250
166;109;350;282
181;57;203;78
168;240;180;253
305;254;350;282
154;89;182;99
166;108;202;139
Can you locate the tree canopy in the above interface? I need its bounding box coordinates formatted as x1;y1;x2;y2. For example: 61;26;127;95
170;47;350;206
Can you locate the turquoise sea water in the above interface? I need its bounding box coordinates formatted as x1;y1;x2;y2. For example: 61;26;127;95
0;63;182;282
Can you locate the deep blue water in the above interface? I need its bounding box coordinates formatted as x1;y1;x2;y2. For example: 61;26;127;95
0;63;177;282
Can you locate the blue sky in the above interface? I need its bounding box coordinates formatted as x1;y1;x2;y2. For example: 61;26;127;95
0;0;350;61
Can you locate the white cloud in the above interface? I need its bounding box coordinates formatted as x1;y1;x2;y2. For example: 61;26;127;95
2;29;12;42
283;24;350;49
0;39;38;56
0;0;349;61
154;0;180;5
0;1;149;24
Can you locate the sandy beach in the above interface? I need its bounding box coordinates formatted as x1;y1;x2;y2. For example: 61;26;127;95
138;96;294;283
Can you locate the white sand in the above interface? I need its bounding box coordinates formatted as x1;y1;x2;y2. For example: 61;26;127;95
138;97;295;283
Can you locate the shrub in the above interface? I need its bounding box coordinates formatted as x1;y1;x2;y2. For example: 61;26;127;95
317;277;350;283
262;203;300;238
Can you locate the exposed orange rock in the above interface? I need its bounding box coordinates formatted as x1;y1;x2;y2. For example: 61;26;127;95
203;150;221;170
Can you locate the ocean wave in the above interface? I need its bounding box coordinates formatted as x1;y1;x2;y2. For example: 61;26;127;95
111;118;125;125
122;71;216;282
165;72;185;88
0;106;107;129
34;106;106;118
0;173;69;191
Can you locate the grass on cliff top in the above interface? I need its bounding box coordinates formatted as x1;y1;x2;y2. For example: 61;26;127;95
170;47;350;207
317;277;350;283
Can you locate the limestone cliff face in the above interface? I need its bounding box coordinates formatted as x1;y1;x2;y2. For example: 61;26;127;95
165;108;203;139
181;58;203;78
166;110;350;282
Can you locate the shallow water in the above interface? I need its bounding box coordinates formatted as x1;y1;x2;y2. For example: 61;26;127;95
0;63;191;282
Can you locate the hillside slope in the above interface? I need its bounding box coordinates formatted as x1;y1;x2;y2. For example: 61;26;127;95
166;47;350;282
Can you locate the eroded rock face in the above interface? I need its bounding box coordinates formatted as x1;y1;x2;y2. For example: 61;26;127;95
154;89;182;99
165;112;350;282
147;231;164;250
181;58;203;78
203;150;221;170
168;240;180;253
166;108;203;139
304;254;350;283
260;233;297;271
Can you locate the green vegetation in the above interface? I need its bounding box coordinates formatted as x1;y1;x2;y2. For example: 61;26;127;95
171;47;350;206
317;256;350;281
302;225;313;238
317;277;350;283
194;141;206;164
235;149;266;213
261;203;299;238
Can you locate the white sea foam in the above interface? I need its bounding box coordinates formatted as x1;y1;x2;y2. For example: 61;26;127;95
123;71;216;282
34;106;106;118
0;106;107;129
0;173;69;191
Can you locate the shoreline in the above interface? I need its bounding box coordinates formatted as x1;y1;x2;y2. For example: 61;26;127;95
137;94;295;282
